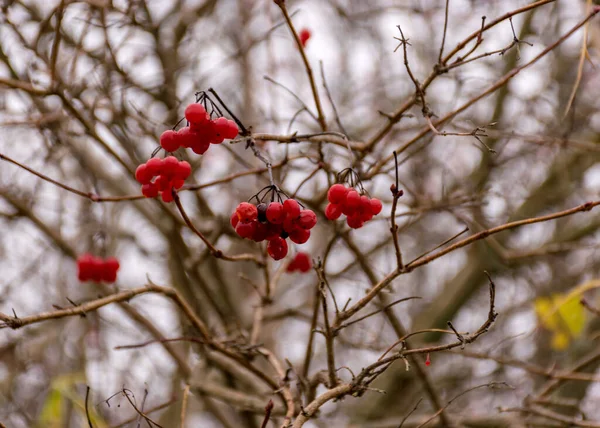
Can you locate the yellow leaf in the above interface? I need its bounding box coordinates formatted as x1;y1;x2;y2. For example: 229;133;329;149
38;389;64;428
552;331;570;351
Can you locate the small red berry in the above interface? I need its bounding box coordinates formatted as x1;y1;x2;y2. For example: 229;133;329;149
135;164;153;184
177;127;198;149
161;189;174;203
191;139;211;154
425;353;431;366
295;252;312;272
171;179;185;190
299;28;311;47
347;214;364;229
327;184;347;204
265;222;283;240
174;161;191;180
77;253;95;281
162;156;180;176
102;257;120;283
325;203;343;220
297;209;317;229
267;237;288;260
223;120;239;139
155;175;171;191
160;130;179;152
370;198;383;215
266;202;286;224
236;221;256;239
230;211;240;229
289;228;310;244
236;202;258;223
141;183;159;198
283;199;301;219
185;103;209;124
251;222;269;242
145;158;163;176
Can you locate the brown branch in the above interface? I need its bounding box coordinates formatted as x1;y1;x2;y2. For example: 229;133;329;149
274;1;327;131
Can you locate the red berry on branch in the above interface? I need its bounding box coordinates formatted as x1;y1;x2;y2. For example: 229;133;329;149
236;221;256;239
135;164;153;184
299;28;311;47
325;203;343;220
177;127;198;149
289;228;310;244
162;156;179;176
223;120;239;139
294;252;312;272
191;139;211;155
265;222;283;240
267;237;288;260
230;211;240;228
283;199;301;219
160;130;179;152
103;257;120;283
77;253;95;281
171;179;185;190
236;202;258;223
347;214;364;229
370;198;383;215
145;158;163;176
297;209;317;229
327;184;347;204
251;222;269;242
155;175;171;191
141;183;159;198
266;202;286;224
161;190;174;203
185;103;209;124
174;161;191;180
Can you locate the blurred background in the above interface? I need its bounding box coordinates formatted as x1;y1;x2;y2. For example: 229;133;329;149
1;0;600;426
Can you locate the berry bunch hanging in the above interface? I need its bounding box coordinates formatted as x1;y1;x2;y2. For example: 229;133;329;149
231;186;317;261
77;254;120;283
325;169;383;229
286;252;312;273
160;103;238;155
135;156;191;202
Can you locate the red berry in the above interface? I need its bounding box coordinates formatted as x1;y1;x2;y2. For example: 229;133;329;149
88;255;104;282
155;175;171;191
177;127;198;148
325;203;343;220
77;253;95;281
230;211;240;228
289;228;310;244
174;161;191;180
223;120;239;139
347;214;364;229
345;190;361;209
135;164;153;184
266;202;285;224
185;103;209;124
160;130;179;152
145;158;163;176
267;237;288;260
141;183;159;198
359;196;374;222
286;259;298;272
105;257;120;273
102;257;120;283
162;156;179;176
236;202;258;223
283;199;301;219
370;198;383;215
191;140;210;154
299;28;311;47
327;184;347;204
297;209;317;229
171;179;185;190
294;252;312;272
251;222;269;242
265;222;283;240
161;190;174;203
236;221;256;239
425;353;431;366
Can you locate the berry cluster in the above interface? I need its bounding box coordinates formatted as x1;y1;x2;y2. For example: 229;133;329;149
135;156;191;202
231;199;317;260
299;28;311;47
286;252;312;273
325;184;383;228
159;104;239;155
77;254;120;283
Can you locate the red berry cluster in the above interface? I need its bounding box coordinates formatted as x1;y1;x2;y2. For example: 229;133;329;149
135;156;191;202
299;28;311;47
77;254;120;283
159;104;239;154
231;199;317;260
325;184;383;228
286;252;312;273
